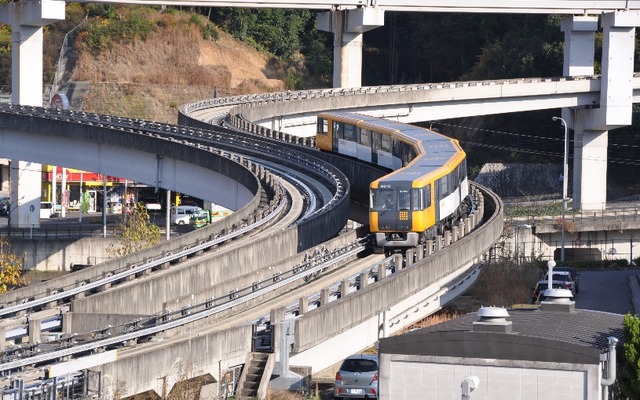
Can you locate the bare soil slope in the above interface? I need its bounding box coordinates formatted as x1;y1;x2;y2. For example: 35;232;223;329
71;16;286;123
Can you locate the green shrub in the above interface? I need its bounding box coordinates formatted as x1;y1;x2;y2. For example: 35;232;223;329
78;6;155;55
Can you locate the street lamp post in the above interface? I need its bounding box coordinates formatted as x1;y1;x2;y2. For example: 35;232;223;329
552;116;569;262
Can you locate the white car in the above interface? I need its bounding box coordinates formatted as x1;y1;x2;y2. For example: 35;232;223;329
541;271;576;296
170;205;201;225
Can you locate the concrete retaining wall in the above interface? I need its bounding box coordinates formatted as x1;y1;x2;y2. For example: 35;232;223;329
69;228;300;315
96;325;251;398
10;237;115;272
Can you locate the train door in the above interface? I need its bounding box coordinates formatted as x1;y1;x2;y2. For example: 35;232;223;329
332;120;341;152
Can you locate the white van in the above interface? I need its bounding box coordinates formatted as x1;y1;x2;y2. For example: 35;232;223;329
171;205;201;225
40;202;56;219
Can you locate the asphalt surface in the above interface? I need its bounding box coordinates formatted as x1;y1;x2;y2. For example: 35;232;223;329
574;268;640;315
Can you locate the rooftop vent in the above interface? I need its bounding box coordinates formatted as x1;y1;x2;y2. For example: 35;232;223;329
473;306;512;333
540;288;575;312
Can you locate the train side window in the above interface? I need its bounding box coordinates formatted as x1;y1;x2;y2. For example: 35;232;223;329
412;189;421;211
372;132;382;151
317;118;328;135
360;129;371;146
439;177;449;197
344;124;357;141
424;185;432;208
381;134;392;152
398;189;410;210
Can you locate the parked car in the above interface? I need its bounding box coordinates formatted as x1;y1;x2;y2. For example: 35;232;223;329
139;197;161;212
170;205;201;225
554;266;580;293
334;354;378;399
0;198;8;216
39;201;56;219
530;279;571;304
542;270;576;296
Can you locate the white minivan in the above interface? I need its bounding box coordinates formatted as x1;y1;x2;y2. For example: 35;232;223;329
40;201;56;219
171;205;201;225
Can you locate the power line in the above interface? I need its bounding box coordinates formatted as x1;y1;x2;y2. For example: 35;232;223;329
431;121;640;166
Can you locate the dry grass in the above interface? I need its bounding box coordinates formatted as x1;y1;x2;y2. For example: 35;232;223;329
454;260;543;313
267;389;308;400
71;10;287;123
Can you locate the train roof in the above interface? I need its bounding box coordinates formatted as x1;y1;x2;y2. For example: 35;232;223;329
319;111;465;184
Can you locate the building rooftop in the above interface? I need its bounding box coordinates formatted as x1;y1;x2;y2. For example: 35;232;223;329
380;305;624;365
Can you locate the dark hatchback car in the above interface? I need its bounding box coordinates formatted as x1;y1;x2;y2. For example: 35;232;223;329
0;199;8;216
334;354;378;399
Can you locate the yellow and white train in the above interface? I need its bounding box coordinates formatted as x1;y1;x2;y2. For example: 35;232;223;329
316;111;470;252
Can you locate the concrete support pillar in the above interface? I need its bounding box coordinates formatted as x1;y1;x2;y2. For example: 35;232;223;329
573;110;608;210
458;221;465;238
405;249;413;268
452;226;459;243
426;239;433;256
594;12;637;128
359;271;369;289
377;263;386;281
270;307;285;364
435;235;443;252
379;310;389;339
316;8;384;88
561;13;639;211
1;0;64;228
443;231;451;247
62;312;73;334
320;288;330;306
415;245;424;261
393;254;403;273
28;317;41;345
340;279;349;298
298;296;308;315
0;327;5;352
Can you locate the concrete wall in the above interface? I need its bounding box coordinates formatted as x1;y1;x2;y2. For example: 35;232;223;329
62;312;149;335
10;237;115;271
69;228;300;315
96;324;252;399
503;219;640;263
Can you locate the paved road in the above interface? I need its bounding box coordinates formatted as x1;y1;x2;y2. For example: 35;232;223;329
573;268;640;315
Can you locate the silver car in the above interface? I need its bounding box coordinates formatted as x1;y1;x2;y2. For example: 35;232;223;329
334;354;378;399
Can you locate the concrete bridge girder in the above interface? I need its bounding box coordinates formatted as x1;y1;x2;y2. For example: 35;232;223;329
0;124;253;212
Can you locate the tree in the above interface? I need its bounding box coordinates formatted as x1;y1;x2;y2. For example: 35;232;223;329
0;236;29;293
107;202;161;258
618;313;640;399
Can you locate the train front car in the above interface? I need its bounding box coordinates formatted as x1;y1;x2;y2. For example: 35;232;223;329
315;111;469;255
369;127;469;254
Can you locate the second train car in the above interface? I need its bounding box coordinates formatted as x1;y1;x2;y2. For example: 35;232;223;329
316;111;471;253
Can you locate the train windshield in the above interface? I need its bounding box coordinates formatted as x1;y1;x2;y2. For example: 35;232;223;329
371;189;395;211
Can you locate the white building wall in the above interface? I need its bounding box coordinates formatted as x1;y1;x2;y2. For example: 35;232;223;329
381;355;600;400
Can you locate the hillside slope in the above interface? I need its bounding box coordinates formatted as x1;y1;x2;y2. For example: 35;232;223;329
65;13;287;123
